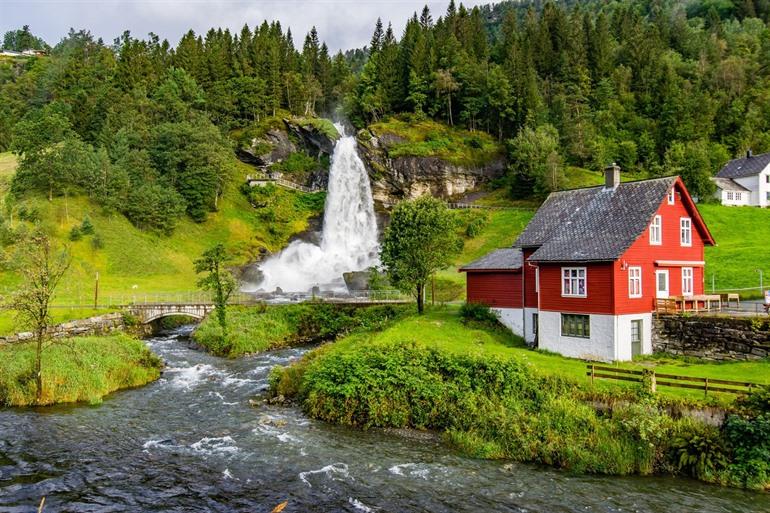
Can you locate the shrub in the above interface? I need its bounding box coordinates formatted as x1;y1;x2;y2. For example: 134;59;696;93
460;302;499;325
670;424;728;480
68;226;82;241
91;233;104;250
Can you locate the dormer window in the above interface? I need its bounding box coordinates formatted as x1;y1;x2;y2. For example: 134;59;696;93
649;215;662;245
680;217;692;247
667;190;675;205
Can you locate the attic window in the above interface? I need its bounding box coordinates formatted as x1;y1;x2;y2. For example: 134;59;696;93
649;215;662;245
680;218;692;247
667;190;675;205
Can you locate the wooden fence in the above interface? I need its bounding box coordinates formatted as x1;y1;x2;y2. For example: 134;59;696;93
586;364;761;396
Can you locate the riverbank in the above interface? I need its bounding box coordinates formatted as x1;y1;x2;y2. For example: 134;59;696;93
192;303;410;357
270;305;770;490
0;333;163;406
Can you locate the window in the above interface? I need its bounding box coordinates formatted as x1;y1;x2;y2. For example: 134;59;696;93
628;267;642;298
682;267;694;296
631;320;643;344
532;313;538;335
766;191;770;201
766;175;770;184
649;215;662;245
668;190;675;204
680;217;692;247
561;267;587;297
561;314;590;338
727;191;734;201
735;192;741;201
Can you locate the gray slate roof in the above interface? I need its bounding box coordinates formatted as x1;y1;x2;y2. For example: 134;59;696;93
717;152;770;179
460;248;523;271
515;177;679;262
712;177;750;192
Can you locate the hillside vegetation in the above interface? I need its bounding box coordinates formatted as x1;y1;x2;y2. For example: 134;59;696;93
0;153;323;311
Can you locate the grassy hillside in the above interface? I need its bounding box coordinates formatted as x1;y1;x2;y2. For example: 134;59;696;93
0;152;323;328
367;116;504;167
700;204;770;296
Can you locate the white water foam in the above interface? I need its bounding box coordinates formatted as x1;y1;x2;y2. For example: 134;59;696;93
190;436;239;455
252;123;379;292
298;462;351;488
348;497;375;512
166;364;222;390
388;463;431;480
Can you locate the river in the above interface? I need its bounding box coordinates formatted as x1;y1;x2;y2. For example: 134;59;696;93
1;327;767;512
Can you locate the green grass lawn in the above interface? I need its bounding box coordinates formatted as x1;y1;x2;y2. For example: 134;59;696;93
329;306;770;405
0;333;162;406
368;116;504;167
699;204;770;298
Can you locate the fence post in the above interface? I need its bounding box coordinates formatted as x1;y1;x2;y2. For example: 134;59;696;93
705;377;709;397
650;370;657;393
590;364;595;385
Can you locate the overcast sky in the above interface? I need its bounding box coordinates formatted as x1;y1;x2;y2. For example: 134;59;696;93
0;0;493;52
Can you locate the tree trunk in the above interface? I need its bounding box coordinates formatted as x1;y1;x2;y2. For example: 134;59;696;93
448;94;453;126
416;282;424;314
35;329;43;404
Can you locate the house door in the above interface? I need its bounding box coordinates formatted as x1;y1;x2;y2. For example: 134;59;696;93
631;319;643;357
655;270;670;299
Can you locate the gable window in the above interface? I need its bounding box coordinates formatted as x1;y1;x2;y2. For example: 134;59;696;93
668;190;675;204
628;267;642;298
561;314;590;338
649;215;662;245
727;191;734;201
682;267;694;296
561;267;587;297
680;217;692;247
735;192;741;201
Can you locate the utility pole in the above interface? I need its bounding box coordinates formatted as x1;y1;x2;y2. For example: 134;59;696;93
94;272;99;309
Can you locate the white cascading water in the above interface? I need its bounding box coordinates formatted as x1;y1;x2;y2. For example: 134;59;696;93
252;123;379;292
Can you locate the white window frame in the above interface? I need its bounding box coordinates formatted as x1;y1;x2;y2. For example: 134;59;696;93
561;267;587;298
682;267;694;297
727;191;734;201
668;190;675;205
735;192;741;201
649;215;662;245
631;319;643;344
628;266;642;298
680;217;692;247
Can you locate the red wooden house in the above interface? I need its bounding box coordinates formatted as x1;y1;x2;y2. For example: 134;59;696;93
460;166;715;361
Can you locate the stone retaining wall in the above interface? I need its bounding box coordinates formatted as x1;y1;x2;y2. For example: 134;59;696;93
653;314;770;360
0;312;151;346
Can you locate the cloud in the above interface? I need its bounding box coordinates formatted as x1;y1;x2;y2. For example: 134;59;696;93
0;0;492;52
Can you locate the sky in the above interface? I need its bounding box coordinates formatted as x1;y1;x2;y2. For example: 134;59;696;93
0;0;493;52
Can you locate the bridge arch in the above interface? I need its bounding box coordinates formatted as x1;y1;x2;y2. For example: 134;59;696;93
125;303;215;325
142;311;206;324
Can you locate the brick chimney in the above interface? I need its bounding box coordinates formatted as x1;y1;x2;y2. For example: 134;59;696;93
604;163;621;190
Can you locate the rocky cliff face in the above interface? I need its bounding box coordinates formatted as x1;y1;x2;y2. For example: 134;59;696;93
237;118;339;189
356;129;506;205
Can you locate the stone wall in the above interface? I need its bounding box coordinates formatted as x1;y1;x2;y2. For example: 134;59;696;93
653;314;770;360
0;312;151;346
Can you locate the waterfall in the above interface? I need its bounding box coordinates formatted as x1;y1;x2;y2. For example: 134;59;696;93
252;123;380;292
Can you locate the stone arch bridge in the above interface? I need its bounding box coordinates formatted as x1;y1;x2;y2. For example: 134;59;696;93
124;303;216;324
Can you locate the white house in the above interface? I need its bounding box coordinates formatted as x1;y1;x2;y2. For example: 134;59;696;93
713;151;770;207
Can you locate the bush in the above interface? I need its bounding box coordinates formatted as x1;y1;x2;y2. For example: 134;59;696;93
670;424;728;480
91;233;104;250
68;226;82;241
460;302;499;325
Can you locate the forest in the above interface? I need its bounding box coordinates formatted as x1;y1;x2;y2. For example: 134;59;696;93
2;0;770;232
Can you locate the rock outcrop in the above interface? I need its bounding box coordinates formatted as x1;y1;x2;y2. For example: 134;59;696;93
356;129;506;205
237;118;340;189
